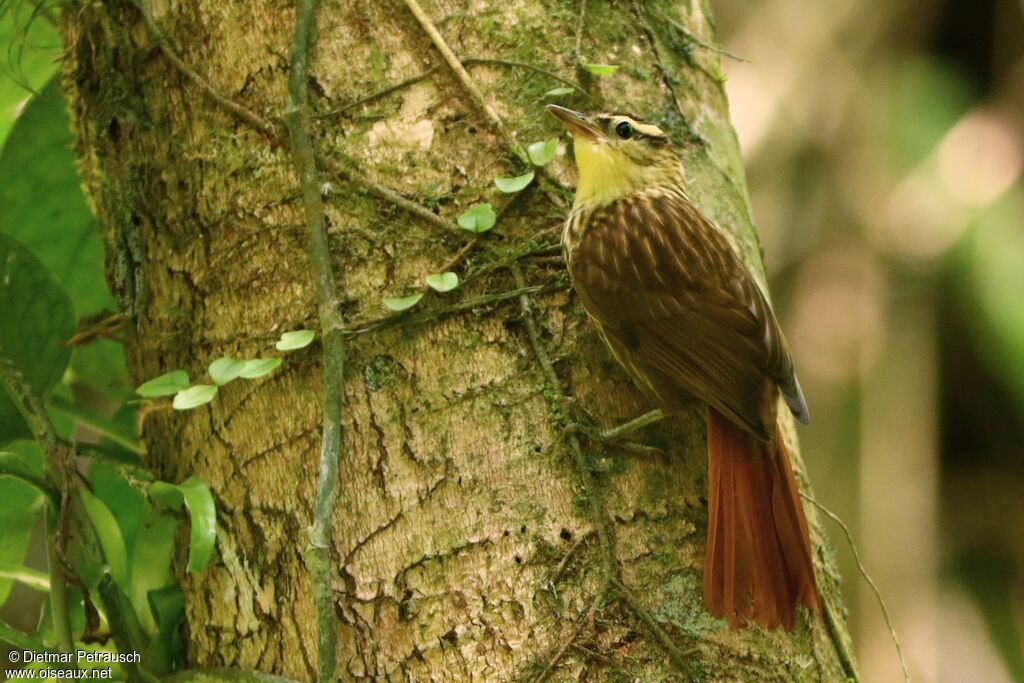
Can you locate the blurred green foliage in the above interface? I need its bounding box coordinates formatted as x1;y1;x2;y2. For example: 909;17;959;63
0;1;58;146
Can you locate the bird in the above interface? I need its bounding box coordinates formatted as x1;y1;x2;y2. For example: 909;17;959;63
546;104;820;630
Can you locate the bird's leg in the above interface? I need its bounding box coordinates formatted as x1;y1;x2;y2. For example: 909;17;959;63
563;408;667;455
598;408;666;441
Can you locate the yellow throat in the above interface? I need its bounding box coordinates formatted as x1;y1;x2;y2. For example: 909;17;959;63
570;135;682;208
573;139;648;206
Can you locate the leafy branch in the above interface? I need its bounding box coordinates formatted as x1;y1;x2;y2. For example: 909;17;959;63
134;327;313;410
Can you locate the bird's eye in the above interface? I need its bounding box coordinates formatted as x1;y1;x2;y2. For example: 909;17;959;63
615;121;634;139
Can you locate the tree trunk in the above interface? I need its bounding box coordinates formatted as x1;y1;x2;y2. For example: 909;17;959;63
62;0;856;680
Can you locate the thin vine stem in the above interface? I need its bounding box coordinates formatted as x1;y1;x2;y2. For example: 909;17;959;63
283;1;345;681
317;57;588;119
803;492;906;683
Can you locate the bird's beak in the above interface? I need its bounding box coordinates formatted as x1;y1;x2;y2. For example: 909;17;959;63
546;104;603;141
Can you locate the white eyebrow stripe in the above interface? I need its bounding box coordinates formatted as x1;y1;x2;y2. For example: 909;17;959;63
633;122;665;137
603;115;666;137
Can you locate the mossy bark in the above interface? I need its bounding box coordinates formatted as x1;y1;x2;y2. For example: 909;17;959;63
62;0;856;680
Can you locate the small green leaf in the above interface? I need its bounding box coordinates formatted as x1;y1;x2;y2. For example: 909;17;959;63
172;385;218;410
275;329;315;351
495;171;535;193
583;63;618;76
176;476;217;573
383;293;424;312
77;488;129;589
543;87;575;97
527;139;558;166
136;370;190;398
237;358;282;379
457;203;497;233
208;357;246;385
425;272;460;292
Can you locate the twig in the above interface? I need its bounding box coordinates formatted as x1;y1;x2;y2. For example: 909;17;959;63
434;236;480;273
321;157;461;234
318;58;589;120
612;578;695;669
400;0;528;163
463;58;587;97
0;356;75;653
531;587;605;683
397;1;568;209
318;67;440;118
342;280;567;336
664;16;748;63
284;2;345;681
135;2;278;135
408;237;481;297
550;530;594;584
63;312;122;347
802;493;906;683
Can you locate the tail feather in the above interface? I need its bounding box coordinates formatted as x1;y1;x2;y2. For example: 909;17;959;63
704;407;820;630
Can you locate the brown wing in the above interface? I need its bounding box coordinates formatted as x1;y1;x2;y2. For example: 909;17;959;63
569;190;808;440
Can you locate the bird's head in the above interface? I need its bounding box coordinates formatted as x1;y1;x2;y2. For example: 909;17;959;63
546;105;681;207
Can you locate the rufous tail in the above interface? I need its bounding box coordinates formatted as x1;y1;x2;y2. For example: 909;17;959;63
704;407;820;630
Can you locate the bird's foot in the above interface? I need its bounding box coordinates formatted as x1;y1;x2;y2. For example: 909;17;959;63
563;408;667;453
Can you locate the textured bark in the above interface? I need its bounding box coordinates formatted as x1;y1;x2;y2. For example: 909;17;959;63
62;0;856;680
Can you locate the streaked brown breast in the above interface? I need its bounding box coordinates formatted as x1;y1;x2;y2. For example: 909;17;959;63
564;189;799;440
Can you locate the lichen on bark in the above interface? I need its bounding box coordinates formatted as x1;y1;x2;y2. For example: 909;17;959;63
61;0;856;680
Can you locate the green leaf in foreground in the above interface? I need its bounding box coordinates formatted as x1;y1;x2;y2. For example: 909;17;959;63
0;233;75;444
0;79;113;317
383;293;424;312
583;63;618;76
527;139;558;167
494;171;535;193
275;329;315;351
172;385;218;410
208;357;246;385
148;476;217;573
543;87;575;98
425;272;460;293
176;476;217;573
136;370;190;397
457;203;497;233
237;358;282;379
